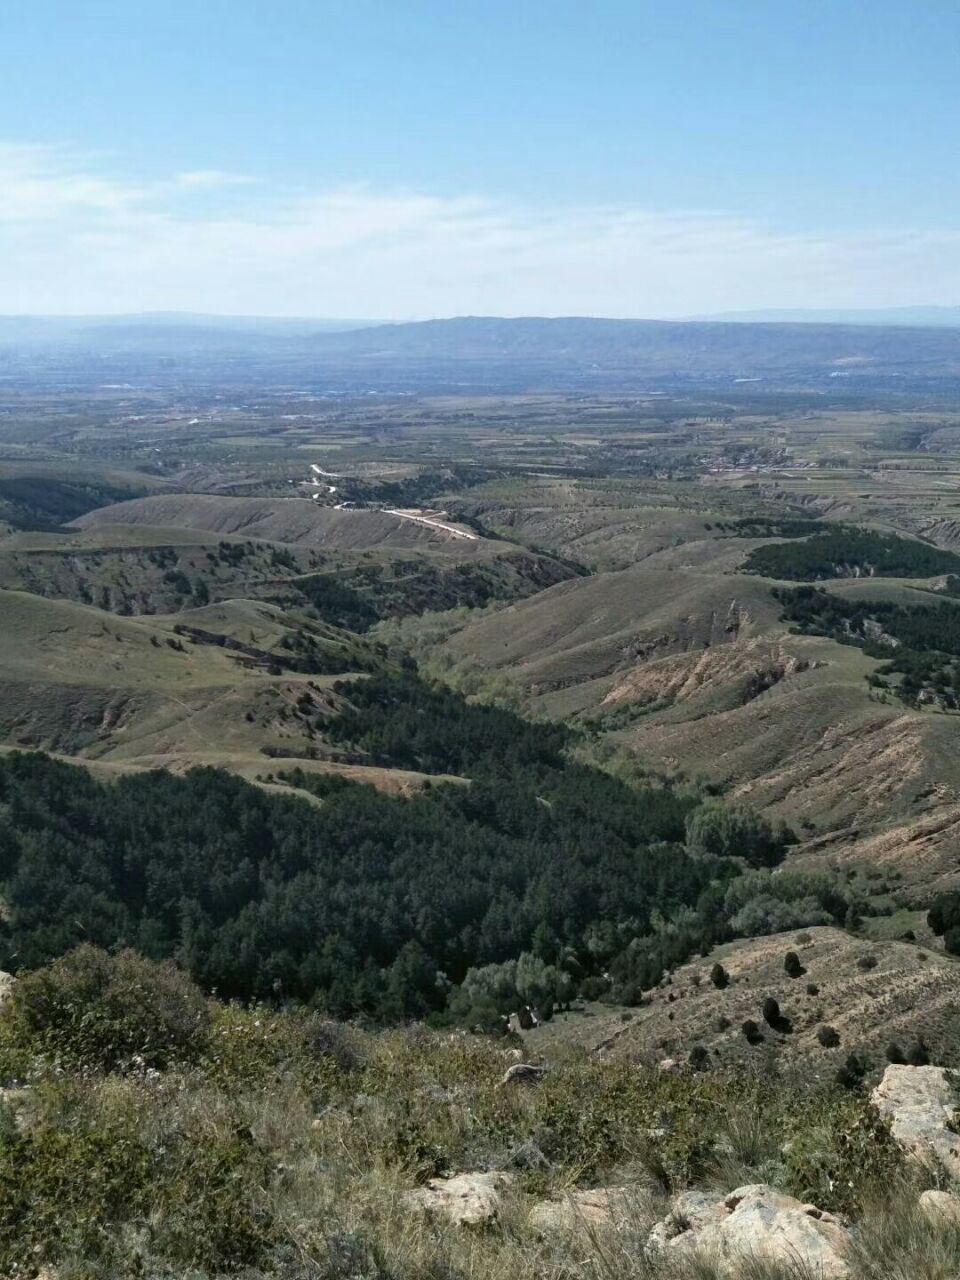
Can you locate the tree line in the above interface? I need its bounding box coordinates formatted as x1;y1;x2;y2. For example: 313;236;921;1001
775;585;960;708
0;675;795;1021
747;527;960;581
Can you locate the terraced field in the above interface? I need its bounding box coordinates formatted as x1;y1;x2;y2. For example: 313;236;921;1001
525;925;960;1071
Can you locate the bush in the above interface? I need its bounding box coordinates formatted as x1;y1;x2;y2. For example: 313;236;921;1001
817;1025;841;1048
0;1074;278;1273
885;1041;906;1064
928;891;960;937
686;801;791;867
784;950;804;978
782;1087;905;1216
0;946;209;1072
906;1037;930;1066
835;1053;869;1089
857;953;879;971
806;982;820;996
200;1003;359;1096
710;962;729;989
761;996;781;1026
742;1019;764;1045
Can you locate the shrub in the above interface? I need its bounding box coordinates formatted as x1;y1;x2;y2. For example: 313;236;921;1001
761;996;781;1026
784;950;804;978
857;953;879;971
710;962;729;989
689;1045;710;1071
0;1074;278;1273
742;1019;764;1045
200;1003;360;1096
685;801;791;867
907;1037;930;1066
0;946;209;1072
817;1025;841;1048
885;1041;906;1064
806;982;820;996
835;1053;869;1089
782;1087;905;1215
928;891;960;937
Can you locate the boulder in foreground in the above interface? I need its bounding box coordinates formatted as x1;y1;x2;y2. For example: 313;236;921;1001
871;1065;960;1179
647;1183;849;1278
529;1185;645;1232
403;1171;514;1226
918;1189;960;1226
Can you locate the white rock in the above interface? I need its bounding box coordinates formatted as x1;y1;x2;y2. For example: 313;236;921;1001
403;1171;514;1226
647;1188;727;1245
871;1065;960;1179
918;1188;960;1226
648;1184;849;1278
500;1062;544;1086
529;1185;646;1232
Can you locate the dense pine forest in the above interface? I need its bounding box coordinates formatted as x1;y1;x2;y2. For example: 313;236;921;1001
777;585;960;707
0;676;798;1021
745;527;960;580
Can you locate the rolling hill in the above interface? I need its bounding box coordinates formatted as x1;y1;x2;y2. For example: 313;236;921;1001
0;588;392;779
526;926;960;1071
71;493;491;552
418;560;960;892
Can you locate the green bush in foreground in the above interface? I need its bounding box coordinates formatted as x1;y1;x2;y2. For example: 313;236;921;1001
0;944;209;1073
0;1075;279;1273
0;948;931;1278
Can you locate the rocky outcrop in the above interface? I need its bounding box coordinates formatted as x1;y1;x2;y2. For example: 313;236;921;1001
500;1063;544;1086
403;1172;514;1226
871;1065;960;1179
529;1185;643;1232
647;1184;849;1278
918;1189;960;1226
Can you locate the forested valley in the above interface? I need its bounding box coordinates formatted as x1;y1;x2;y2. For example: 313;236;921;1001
0;674;802;1023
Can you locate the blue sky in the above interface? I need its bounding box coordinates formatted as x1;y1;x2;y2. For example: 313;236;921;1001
2;0;958;316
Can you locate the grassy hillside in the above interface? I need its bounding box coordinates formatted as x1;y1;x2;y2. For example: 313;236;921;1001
73;493;496;553
0;945;957;1278
431;568;782;711
527;926;960;1070
0;588;383;771
402;557;960;891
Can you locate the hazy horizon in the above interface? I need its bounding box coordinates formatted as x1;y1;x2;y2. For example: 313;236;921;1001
2;306;960;330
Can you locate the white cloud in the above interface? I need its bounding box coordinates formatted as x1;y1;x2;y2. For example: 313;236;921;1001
171;170;257;190
2;142;959;317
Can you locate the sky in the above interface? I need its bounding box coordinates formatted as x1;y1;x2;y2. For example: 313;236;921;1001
1;0;959;319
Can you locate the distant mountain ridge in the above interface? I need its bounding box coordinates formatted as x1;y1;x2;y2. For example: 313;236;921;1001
4;313;960;390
